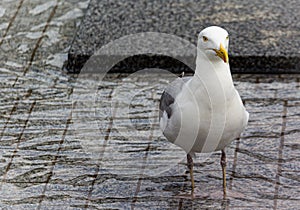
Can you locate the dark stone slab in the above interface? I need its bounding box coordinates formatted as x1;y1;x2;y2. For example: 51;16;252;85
66;0;300;74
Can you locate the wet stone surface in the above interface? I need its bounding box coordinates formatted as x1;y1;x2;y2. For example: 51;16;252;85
0;0;300;209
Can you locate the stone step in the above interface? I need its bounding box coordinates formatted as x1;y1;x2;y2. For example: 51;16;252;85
66;0;300;74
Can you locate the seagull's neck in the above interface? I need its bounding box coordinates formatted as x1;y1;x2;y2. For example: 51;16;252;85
188;52;235;100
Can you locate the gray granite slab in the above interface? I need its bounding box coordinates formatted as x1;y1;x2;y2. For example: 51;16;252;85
67;0;300;73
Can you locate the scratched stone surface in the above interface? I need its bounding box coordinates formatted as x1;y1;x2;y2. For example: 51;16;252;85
0;0;300;210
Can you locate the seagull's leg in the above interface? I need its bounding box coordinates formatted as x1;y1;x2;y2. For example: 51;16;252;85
210;149;245;199
187;153;195;196
221;149;227;198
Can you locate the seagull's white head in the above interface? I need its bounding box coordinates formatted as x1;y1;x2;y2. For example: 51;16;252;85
197;26;229;64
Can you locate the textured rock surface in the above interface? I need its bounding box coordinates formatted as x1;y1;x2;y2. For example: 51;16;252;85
67;0;300;73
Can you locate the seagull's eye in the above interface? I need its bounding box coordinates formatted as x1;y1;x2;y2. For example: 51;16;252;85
202;36;208;42
226;36;229;40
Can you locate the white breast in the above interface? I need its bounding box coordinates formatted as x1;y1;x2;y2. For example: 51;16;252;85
162;85;248;154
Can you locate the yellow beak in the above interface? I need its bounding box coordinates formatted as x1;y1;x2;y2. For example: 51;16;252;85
214;44;229;63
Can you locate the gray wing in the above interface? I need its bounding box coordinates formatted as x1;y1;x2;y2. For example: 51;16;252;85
159;76;192;119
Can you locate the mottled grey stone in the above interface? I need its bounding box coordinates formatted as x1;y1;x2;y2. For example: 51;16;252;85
67;0;300;73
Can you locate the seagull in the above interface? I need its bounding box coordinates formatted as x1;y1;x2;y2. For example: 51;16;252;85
159;26;249;197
